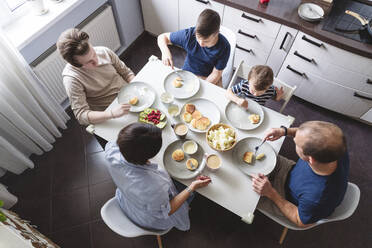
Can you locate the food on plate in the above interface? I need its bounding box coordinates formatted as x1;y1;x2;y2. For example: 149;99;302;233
192;110;202;120
195;117;211;130
129;96;138;105
207;126;236;150
185;104;195;114
173;77;183;88
243;152;254;164
182;112;193;123
249;114;260;124
207;154;221;170
172;149;185;162
256;153;265;160
191;119;197;129
186;158;199;171
182;140;198;154
139;108;167;129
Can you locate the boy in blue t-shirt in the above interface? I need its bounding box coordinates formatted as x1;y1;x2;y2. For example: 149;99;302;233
157;9;230;87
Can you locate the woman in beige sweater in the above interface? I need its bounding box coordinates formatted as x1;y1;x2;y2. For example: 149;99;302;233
57;28;135;125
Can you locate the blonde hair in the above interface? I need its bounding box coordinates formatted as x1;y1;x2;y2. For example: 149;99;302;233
248;65;274;91
57;28;90;67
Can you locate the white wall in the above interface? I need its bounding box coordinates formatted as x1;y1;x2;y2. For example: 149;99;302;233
21;0;144;64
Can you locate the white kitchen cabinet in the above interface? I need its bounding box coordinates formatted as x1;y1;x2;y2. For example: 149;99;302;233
266;25;298;76
179;0;224;30
284;52;372;94
361;108;372;123
277;63;372;118
291;32;372;78
223;5;281;39
234;43;269;68
140;0;179;35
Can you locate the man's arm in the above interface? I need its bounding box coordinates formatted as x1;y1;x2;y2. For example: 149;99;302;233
205;67;223;85
157;32;174;68
252;174;313;228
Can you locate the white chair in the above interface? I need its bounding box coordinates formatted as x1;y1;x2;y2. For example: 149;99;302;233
101;198;172;248
227;60;297;113
220;26;236;89
258;182;360;245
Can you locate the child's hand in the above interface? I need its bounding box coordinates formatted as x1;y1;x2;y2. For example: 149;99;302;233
238;98;249;109
275;86;284;101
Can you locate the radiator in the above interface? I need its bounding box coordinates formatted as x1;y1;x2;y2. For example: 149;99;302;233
31;4;121;104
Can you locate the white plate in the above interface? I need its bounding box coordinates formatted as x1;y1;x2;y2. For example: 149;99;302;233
181;98;221;133
163;70;200;99
163;139;206;180
298;3;324;21
232;137;277;176
117;81;156;112
225;100;264;130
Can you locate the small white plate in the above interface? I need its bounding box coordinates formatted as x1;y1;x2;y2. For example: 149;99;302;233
181;98;221;133
163;139;206;180
225;100;264;130
298;3;324;22
232;137;277;176
163;70;200;99
117;81;156;112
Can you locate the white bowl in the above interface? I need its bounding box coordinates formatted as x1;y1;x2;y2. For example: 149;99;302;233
182;140;198;155
160;92;174;104
206;154;222;171
168;103;181;117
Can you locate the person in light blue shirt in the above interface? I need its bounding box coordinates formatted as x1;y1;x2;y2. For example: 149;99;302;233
105;122;211;231
157;9;230;87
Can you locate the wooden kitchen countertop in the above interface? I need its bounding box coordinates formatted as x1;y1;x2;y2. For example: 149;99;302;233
216;0;372;59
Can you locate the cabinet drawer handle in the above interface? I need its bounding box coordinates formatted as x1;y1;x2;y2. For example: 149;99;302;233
287;65;306;78
238;29;257;39
236;44;253;53
367;79;372;85
294;51;315;63
195;0;209;4
302;35;324;47
354;92;372;101
241;13;262;23
280;32;291;51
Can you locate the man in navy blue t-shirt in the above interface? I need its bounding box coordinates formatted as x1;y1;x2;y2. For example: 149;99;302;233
252;121;349;227
157;9;230;87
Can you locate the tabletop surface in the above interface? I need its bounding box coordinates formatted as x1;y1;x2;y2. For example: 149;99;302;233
89;56;294;222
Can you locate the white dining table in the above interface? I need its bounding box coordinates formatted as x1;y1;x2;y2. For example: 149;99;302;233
87;55;294;224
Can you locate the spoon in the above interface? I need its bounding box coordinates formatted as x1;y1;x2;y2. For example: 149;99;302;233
308;6;324;19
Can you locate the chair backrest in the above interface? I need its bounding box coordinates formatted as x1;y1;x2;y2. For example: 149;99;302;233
220;26;236;89
101;197;170;237
272;78;297;113
227;60;297;113
258;182;361;231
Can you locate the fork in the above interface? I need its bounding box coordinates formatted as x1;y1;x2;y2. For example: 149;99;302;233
254;139;266;156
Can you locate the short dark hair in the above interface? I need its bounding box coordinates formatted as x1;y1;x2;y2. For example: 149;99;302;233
248;65;274;91
195;9;221;38
298;121;346;163
117;123;162;165
57;28;90;67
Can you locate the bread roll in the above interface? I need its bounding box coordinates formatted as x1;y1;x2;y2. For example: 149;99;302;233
172;149;184;161
256;153;265;160
249;114;260;124
192;110;202;120
182;112;193;123
173;77;183;88
129;97;138;105
195;117;210;130
186;158;199;171
185;104;195;114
